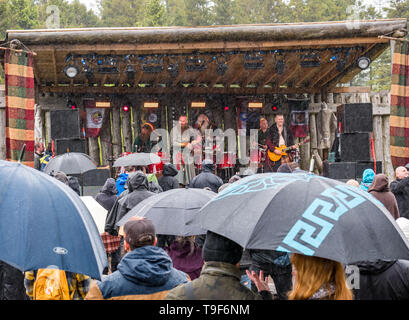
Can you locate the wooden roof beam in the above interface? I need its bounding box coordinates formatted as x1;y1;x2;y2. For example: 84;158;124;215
294;51;332;87
52;49;58;86
315;43;377;88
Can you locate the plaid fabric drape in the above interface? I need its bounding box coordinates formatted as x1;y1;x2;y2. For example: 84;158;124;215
4;49;35;167
390;40;409;168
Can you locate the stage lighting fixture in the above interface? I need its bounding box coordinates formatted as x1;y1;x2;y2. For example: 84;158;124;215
185;56;206;72
67;99;77;110
243;52;264;70
191;101;206;108
217;61;228;76
248;102;263;109
64;65;79;78
275;60;285;75
300;53;321;68
122;105;130;112
167;63;179;78
357;56;371;70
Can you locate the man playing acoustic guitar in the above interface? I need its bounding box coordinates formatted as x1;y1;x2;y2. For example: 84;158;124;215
264;113;296;172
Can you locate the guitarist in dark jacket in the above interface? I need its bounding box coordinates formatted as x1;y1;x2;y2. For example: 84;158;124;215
264;113;295;172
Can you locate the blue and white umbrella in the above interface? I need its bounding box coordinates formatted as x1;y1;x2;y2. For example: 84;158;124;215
0;160;107;279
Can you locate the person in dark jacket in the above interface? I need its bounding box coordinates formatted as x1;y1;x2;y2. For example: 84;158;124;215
264;113;295;173
0;260;28;300
165;236;204;280
95;178;118;212
158;163;179;191
390;166;409;219
368;174;400;220
352;259;409;300
85;217;188;300
188;159;223;193
165;230;273;300
68;176;81;196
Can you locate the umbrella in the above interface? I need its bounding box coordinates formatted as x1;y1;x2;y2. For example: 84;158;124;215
44;152;97;175
80;196;108;234
194;172;409;264
116;188;216;236
112;152;161;168
0;160;107;280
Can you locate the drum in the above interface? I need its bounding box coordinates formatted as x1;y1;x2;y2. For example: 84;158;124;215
217;152;236;169
148;152;169;173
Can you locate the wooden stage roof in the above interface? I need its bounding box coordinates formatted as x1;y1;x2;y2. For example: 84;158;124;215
1;19;407;95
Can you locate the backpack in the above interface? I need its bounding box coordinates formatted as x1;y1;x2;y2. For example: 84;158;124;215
33;269;71;300
40;154;52;171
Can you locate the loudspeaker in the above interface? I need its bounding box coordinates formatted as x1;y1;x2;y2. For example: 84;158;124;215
50;109;81;140
356;161;383;180
323;161;356;180
340;133;371;162
55;139;86;155
337;103;373;133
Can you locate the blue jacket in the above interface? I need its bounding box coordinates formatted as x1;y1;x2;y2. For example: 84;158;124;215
116;173;128;196
85;246;189;300
359;169;375;192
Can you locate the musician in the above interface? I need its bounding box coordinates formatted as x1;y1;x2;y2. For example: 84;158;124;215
264;113;296;172
133;123;157;153
171;115;201;186
258;117;269;151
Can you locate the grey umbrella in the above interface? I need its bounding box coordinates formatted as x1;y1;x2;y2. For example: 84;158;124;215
44;152;97;175
116;188;216;236
112;152;161;167
193;172;409;264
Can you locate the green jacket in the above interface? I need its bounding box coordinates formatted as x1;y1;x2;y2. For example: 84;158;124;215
165;261;267;300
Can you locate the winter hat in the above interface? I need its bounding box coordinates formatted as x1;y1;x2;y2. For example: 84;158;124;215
202;231;243;265
52;171;69;185
124;217;156;249
362;169;375;183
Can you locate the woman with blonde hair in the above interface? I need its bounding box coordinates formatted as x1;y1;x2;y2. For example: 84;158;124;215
288;253;353;300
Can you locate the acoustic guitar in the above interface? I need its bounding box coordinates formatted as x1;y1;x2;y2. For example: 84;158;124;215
267;137;310;162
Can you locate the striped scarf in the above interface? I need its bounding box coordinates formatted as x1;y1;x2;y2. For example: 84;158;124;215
4;49;35;167
390;40;409;168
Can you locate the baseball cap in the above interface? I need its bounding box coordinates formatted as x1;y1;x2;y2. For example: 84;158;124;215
123;217;156;249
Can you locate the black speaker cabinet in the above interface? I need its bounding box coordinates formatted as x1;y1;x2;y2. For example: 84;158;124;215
337;103;373;133
323;161;356;180
356;161;383;180
55;139;86;155
50;109;81;140
340;133;371;162
82;169;110;186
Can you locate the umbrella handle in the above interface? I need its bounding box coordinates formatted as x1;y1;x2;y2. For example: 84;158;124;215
18;144;26;163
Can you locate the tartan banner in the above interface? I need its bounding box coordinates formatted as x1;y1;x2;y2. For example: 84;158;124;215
390;40;409;168
4;49;35;167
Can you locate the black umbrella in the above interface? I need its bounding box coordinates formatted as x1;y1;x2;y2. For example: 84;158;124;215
116;188;216;236
44;152;97;175
194;172;409;264
112;153;161;168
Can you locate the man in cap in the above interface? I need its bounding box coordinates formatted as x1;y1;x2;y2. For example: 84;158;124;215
165;230;272;300
86;217;189;300
390;166;409;219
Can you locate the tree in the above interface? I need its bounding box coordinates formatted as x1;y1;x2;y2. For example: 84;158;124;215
182;0;213;26
143;0;167;27
99;0;148;27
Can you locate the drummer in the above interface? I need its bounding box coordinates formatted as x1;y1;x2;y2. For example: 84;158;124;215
132;123;159;153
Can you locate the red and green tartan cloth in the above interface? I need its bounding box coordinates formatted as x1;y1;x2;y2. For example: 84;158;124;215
391;40;409;168
4;49;35;167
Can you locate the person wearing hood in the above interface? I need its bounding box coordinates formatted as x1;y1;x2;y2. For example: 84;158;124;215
368;174;400;220
116;171;156;225
351;259;409;300
359;168;375;192
158;163;179;191
85;217;189;300
188;159;223;193
68;176;81;196
95;178;118;212
165;236;204;280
